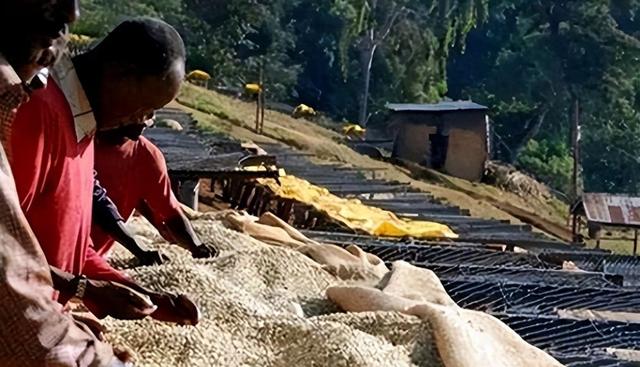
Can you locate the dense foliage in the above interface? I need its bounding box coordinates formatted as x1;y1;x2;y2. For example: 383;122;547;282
72;0;487;117
448;0;640;196
74;0;640;195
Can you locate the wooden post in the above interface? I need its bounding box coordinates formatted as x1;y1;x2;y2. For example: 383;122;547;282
177;179;200;211
571;213;578;243
634;229;638;256
255;86;261;133
255;63;265;134
259;64;265;134
260;84;265;134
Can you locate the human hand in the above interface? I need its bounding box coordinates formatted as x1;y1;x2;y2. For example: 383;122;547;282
110;356;134;367
191;243;218;259
138;250;169;266
83;280;157;320
112;345;136;366
147;292;201;326
72;312;105;341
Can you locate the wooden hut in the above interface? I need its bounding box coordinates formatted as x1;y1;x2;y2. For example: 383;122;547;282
388;101;490;181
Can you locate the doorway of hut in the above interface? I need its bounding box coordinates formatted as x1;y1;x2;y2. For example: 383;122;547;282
429;130;449;170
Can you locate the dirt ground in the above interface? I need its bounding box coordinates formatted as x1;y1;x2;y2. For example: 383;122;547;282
172;83;572;240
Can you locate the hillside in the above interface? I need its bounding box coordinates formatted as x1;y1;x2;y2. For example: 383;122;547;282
74;1;640;250
174;83;571;241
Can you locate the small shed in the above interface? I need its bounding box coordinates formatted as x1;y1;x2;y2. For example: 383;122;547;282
571;193;640;254
387;101;489;181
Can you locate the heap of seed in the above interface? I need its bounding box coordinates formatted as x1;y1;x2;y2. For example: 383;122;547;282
102;217;445;366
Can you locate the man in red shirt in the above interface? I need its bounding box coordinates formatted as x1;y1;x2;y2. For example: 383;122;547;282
10;18;199;325
92;124;217;265
0;1;117;365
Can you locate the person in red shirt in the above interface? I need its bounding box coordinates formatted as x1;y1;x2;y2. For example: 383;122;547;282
10;18;199;326
92;127;218;265
0;1;137;365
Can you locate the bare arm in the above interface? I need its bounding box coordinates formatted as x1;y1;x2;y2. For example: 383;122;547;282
164;212;217;259
99;217;148;259
137;200;216;259
93;179;164;265
165;212;201;251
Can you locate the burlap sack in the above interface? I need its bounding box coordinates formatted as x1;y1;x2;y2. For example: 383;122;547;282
327;261;564;367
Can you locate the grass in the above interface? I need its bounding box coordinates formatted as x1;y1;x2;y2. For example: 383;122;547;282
174;82;578;244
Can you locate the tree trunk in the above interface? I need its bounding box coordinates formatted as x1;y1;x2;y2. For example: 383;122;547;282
358;41;377;127
508;109;548;163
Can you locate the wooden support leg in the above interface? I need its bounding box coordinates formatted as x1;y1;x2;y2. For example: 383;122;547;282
282;200;294;223
248;186;263;214
238;183;253;209
177;179;200;210
229;178;243;208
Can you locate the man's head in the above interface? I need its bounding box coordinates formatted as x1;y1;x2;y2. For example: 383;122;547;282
0;0;79;81
76;17;186;132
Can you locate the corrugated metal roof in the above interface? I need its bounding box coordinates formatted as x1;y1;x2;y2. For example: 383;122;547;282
582;193;640;227
386;101;488;112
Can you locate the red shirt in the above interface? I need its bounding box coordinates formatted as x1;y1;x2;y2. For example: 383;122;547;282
92;136;182;255
10;78;130;285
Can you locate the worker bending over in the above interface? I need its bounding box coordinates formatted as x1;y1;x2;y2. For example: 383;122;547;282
92;122;218;265
0;0;137;365
10;18;199;326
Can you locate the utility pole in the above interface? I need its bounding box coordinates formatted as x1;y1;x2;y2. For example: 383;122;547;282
568;98;582;243
571;98;581;202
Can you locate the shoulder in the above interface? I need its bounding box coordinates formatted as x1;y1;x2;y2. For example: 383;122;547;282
32;77;66;105
138;136;168;171
138;136;165;160
19;78;68;119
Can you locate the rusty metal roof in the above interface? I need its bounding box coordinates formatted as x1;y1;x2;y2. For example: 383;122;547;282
582;193;640;227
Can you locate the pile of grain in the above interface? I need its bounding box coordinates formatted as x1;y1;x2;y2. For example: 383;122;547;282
104;218;443;366
104;217;560;367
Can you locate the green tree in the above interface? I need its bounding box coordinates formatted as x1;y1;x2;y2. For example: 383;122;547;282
448;0;640;195
332;0;487;125
72;0;185;36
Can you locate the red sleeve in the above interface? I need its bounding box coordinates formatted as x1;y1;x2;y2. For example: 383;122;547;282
140;142;182;223
82;245;135;287
10;94;55;212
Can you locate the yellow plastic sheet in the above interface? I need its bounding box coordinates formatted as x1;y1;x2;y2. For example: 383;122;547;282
292;104;317;118
245;83;262;94
186;70;211;80
342;124;365;135
259;175;457;239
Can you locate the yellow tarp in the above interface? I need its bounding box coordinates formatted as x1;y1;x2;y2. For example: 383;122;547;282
245;83;262;95
292;104;317;118
187;70;211;80
259;175;457;239
342;124;365;135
